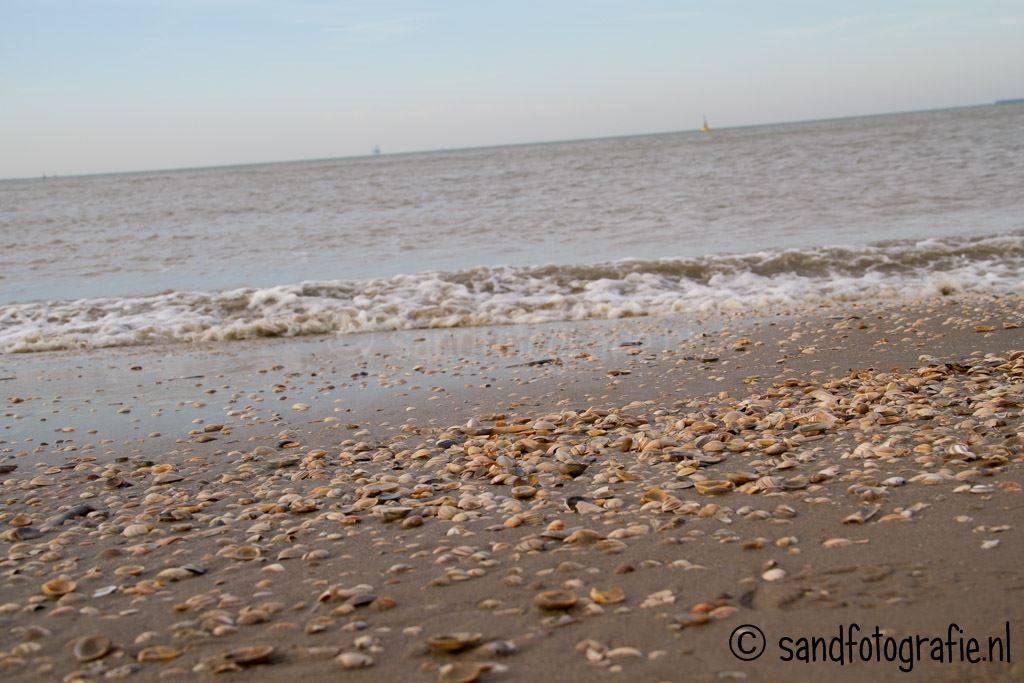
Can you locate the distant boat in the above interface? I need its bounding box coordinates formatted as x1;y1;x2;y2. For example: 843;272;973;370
700;115;710;133
372;145;381;156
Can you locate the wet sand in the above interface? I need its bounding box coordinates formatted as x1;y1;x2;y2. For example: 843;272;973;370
2;294;1023;682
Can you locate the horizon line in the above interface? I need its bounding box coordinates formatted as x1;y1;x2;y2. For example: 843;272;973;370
0;100;1007;182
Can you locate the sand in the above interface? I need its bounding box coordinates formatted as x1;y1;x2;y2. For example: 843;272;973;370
1;293;1023;682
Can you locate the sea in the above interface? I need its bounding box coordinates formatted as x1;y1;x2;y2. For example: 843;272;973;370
1;103;1022;353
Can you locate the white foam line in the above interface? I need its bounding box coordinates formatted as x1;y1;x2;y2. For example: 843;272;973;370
3;233;1023;353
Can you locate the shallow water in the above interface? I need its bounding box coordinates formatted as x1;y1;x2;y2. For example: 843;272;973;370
2;103;1022;352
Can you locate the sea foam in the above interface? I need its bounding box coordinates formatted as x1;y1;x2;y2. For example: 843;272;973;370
3;233;1022;353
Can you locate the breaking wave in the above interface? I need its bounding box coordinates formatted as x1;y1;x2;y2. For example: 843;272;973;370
3;233;1023;353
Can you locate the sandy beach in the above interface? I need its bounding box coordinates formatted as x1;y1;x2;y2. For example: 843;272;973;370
4;4;1023;681
2;292;1022;681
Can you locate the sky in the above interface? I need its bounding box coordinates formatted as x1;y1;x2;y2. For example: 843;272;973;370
1;0;1022;178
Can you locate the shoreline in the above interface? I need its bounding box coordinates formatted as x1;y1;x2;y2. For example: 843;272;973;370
5;293;1022;453
5;231;1024;349
1;293;1023;681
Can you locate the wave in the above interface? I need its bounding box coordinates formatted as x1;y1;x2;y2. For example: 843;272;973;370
3;233;1023;353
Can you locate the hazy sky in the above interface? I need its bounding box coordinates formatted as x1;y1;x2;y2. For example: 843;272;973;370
2;0;1022;178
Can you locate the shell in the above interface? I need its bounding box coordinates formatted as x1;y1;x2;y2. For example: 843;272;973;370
558;462;588;478
533;589;578;610
227;545;262;560
156;567;193;581
9;514;32;527
336;652;374;669
426;632;482;653
693;479;735;495
479;640;519;656
563;529;604;545
41;577;76;598
224;645;275;666
589;586;625;604
510;486;536;499
72;635;112;662
438;662;489;683
137;645;183;662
